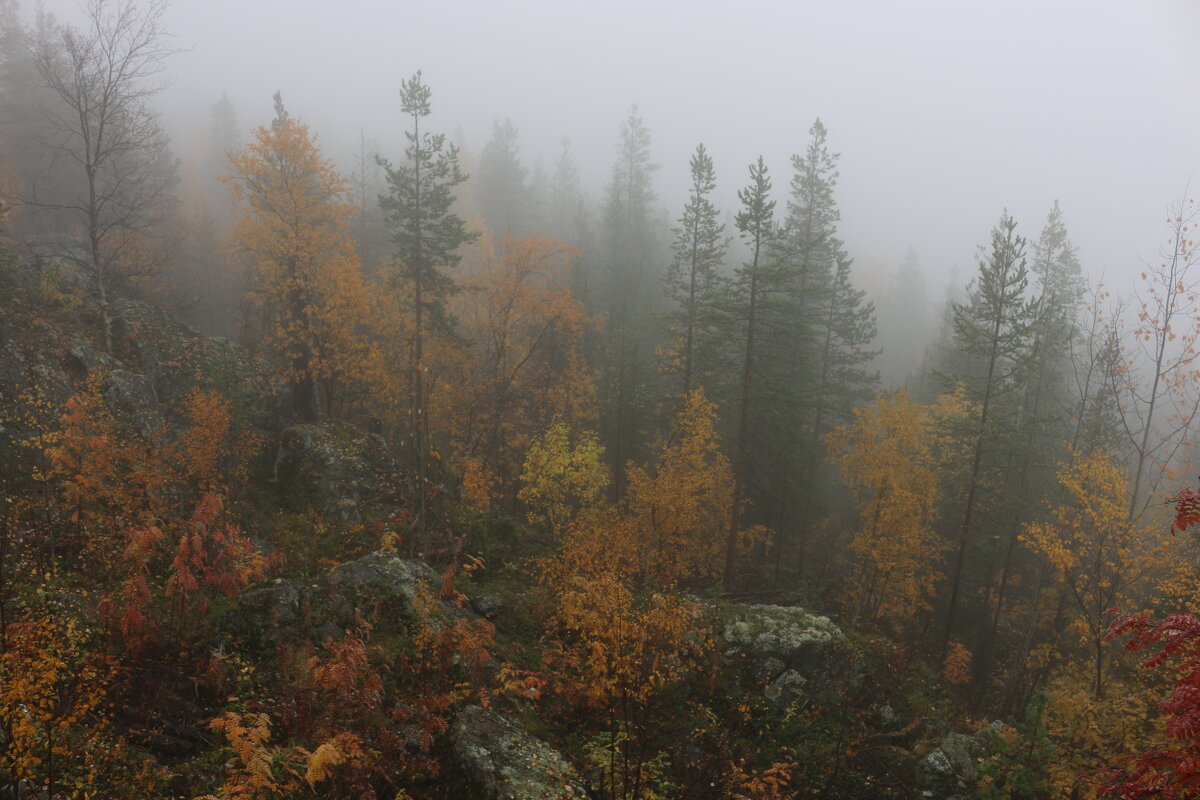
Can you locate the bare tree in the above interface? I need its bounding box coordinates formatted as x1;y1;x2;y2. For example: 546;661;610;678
1113;195;1200;521
30;0;178;351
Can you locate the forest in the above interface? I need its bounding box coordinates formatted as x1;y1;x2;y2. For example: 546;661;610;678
2;0;1200;797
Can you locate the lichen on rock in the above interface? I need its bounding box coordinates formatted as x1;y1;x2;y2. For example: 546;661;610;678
452;705;588;800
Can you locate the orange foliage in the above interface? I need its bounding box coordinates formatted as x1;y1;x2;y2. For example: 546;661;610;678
942;640;973;685
625;388;733;587
226;96;390;421
0;613;153;796
167;493;267;618
826;390;957;628
445;232;597;503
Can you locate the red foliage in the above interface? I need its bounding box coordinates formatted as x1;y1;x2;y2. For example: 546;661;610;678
1101;612;1200;798
1174;487;1200;534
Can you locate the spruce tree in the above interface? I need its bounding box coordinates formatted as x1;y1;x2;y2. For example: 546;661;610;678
598;105;661;495
476;117;529;236
773;118;877;573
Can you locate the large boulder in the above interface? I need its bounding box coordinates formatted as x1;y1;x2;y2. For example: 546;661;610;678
721;604;848;705
238;578;301;629
329;551;464;629
275;421;402;522
914;729;992;799
452;705;588;800
915;747;965;800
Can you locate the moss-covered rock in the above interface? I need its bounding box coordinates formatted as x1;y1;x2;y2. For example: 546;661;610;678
452;705;588;800
275;421;401;522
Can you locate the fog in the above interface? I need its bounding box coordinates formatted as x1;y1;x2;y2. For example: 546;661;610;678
24;0;1200;288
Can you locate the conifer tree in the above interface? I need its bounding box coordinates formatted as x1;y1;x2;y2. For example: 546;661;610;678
725;156;777;587
598;105;661;495
941;212;1035;650
665;143;728;401
476;117;529;236
378;71;477;526
775;118;877;572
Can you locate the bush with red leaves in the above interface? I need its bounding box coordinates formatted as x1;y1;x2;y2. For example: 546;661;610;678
1100;485;1200;799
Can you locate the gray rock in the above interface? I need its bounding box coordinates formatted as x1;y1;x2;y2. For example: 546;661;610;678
238;579;300;629
452;705;588;800
275;421;401;522
722;604;848;704
319;620;344;643
939;732;981;784
330;551;464;630
722;604;845;668
915;748;965;800
471;593;507;619
974;719;1009;749
67;338;122;374
102;368;163;439
879;704;900;731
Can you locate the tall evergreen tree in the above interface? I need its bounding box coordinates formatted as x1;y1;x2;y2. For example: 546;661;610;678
549;139;582;242
207;93;239;209
941;212;1035;651
775;118;877;573
599;104;661;495
665;143;728;401
476;117;529;236
977;202;1086;687
378;70;477;530
725;156;777;586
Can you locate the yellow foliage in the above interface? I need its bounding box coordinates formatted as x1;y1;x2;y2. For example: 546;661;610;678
1041;668;1170;798
827;390;953;627
626;388;732;586
1021;450;1171;697
518;421;609;530
445;232;598;501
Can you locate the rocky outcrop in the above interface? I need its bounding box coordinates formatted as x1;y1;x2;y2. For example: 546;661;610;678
110;298;284;430
721;604;848;705
275;421;401;522
452;705;588;800
329;551;464;630
915;727;1000;799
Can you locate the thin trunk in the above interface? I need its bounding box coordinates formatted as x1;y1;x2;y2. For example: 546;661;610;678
942;316;1003;653
725;230;763;588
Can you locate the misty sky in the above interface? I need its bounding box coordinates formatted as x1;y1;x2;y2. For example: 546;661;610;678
26;0;1200;291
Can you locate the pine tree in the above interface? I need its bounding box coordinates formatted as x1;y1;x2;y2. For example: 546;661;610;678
664;143;728;401
378;71;477;528
548;139;582;244
725;156;777;587
941;211;1035;651
977;203;1085;685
